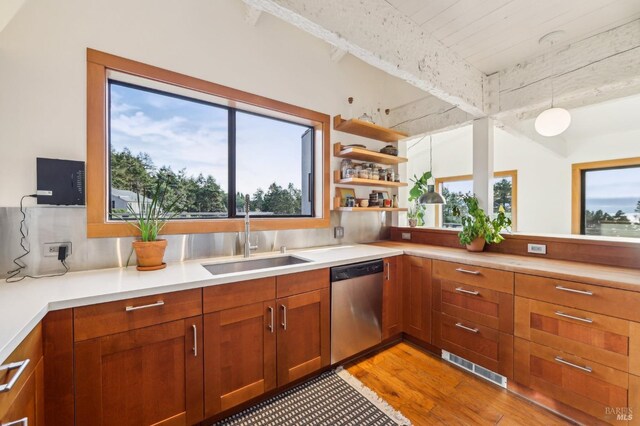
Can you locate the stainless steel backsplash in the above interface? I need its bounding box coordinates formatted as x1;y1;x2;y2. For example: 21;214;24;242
0;207;390;278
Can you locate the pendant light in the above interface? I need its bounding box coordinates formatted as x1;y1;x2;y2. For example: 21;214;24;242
535;31;571;137
418;136;446;205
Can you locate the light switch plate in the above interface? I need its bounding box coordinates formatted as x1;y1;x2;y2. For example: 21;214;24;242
527;243;547;255
334;226;344;239
401;232;411;240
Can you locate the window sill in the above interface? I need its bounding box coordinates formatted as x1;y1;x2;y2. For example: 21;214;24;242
87;217;331;238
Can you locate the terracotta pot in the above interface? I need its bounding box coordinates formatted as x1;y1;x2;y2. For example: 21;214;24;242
466;237;486;252
132;239;167;271
408;218;418;228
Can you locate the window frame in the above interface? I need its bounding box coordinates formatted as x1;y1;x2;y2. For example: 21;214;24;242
571;157;640;235
87;48;330;238
434;170;518;231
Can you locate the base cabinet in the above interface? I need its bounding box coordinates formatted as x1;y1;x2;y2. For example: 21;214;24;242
276;288;330;386
382;256;402;339
74;318;204;426
402;256;432;343
203;272;330;419
204;301;276;418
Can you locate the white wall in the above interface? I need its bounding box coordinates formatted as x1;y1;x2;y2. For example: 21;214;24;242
0;0;423;207
406;119;640;235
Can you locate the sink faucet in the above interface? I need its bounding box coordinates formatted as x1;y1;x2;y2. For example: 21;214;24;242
244;194;258;257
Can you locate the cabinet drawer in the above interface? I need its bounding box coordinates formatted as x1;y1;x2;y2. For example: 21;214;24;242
0;324;42;418
74;288;202;341
515;297;638;374
276;269;329;298
0;360;39;426
204;277;276;313
433;278;513;333
514;338;631;424
433;312;513;379
433;260;513;294
515;274;640;322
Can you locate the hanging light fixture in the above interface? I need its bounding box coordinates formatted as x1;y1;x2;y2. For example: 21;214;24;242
535;31;571;137
418;135;446;205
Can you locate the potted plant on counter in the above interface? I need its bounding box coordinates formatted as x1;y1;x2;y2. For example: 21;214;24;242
117;180;182;271
453;194;511;252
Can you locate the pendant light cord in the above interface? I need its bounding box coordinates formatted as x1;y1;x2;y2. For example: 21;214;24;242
429;135;433;172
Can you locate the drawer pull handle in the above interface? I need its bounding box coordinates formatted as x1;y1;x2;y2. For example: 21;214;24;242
125;300;165;312
555;311;593;323
385;262;390;281
281;305;287;331
455;268;481;275
0;359;30;393
555;286;593;296
267;306;274;333
555;356;592;373
455;322;479;333
192;324;197;357
4;417;29;426
455;287;480;296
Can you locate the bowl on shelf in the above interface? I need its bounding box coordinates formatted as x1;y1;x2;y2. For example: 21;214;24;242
359;199;369;208
380;145;398;156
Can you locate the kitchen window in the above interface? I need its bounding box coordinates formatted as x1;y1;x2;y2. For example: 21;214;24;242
435;171;517;230
572;158;640;238
87;49;329;237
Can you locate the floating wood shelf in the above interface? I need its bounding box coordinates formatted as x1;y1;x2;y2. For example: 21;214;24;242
333;115;408;143
333;143;407;165
334;207;408;212
333;171;407;187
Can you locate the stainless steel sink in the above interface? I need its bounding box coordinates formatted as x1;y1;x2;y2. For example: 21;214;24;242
203;255;310;275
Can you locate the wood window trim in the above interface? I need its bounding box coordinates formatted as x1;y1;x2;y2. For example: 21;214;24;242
87;49;330;238
571;157;640;235
434;170;518;230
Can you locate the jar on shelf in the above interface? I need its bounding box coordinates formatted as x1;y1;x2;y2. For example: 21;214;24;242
340;159;352;179
387;169;395;182
359;168;371;179
344;168;356;179
370;169;380;180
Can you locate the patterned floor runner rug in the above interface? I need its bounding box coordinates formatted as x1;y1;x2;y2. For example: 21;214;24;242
213;367;412;425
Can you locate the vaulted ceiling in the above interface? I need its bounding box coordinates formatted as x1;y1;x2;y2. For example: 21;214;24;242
385;0;640;74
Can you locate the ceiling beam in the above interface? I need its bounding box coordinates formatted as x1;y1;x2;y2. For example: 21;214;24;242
386;95;472;137
493;20;640;121
241;0;486;117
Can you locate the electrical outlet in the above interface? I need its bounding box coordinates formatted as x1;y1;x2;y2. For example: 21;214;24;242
44;242;72;257
527;243;547;255
334;226;344;239
401;232;411;240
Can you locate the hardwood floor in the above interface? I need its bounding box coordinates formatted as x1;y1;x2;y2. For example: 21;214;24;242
345;342;573;426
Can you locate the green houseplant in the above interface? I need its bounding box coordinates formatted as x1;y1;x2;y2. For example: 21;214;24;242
117;180;182;270
408;171;432;226
452;194;511;252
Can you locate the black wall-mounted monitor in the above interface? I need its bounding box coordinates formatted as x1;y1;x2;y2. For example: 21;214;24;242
36;158;85;205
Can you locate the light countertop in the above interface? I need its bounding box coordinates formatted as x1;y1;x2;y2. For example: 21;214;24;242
0;244;402;364
3;241;639;365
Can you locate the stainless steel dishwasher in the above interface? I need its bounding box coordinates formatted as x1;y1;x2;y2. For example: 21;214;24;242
331;259;383;364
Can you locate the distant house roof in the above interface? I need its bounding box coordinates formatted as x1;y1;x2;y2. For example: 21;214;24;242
111;188;149;203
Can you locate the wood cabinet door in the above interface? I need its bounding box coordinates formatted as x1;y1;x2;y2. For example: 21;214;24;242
382;256;402;339
75;317;203;426
204;301;276;417
402;256;432;343
277;288;330;386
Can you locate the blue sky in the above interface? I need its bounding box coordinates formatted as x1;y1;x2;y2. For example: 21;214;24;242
110;83;308;195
